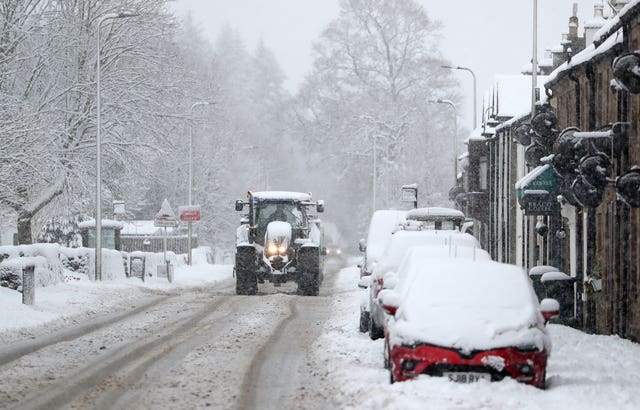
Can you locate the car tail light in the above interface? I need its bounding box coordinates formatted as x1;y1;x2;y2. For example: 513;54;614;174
517;363;534;375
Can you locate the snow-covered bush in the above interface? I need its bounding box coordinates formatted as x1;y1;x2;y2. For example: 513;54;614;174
0;244;64;288
59;247;91;276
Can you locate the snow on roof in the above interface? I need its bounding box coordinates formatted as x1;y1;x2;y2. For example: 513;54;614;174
464;127;484;143
493;75;544;118
373;231;483;279
541;271;574;282
391;242;490;287
545;31;623;86
365;210;407;264
593;0;640;45
120;220;164;236
406;207;465;221
391;259;549;354
252;191;312;201
77;219;124;229
529;265;560;276
486;75;549;131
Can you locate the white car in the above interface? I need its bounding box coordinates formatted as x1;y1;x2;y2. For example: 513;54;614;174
358;210;406;332
367;230;488;340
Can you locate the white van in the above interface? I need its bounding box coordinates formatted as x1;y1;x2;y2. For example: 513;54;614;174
357;210;406;332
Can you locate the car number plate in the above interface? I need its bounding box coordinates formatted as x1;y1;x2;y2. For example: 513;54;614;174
443;372;490;383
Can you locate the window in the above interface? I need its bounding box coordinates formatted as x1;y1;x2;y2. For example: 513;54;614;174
479;156;488;191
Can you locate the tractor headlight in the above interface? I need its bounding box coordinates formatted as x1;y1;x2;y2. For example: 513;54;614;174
267;244;278;255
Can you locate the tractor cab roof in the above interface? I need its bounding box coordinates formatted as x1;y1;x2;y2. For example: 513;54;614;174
251;191;312;203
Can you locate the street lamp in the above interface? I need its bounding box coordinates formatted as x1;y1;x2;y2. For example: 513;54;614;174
95;11;138;281
429;99;458;186
441;65;477;129
187;101;210;266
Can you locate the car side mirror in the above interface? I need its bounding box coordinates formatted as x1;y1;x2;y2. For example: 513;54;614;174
235;200;244;211
540;298;560;323
358;275;372;289
378;289;400;316
316;200;325;213
358;238;366;253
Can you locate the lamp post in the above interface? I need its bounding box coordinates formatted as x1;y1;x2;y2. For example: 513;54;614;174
429;99;458;186
95;11;138;281
441;65;477;129
372;135;378;214
187;101;210;265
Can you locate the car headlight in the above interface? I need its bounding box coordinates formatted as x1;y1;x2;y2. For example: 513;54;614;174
336;248;342;255
278;245;287;254
267;244;278;255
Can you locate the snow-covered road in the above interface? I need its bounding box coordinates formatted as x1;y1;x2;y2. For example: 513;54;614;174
1;259;639;410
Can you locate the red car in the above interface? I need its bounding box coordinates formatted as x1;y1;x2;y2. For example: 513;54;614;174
379;259;559;388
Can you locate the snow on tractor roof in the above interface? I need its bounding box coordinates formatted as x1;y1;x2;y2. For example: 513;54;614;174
252;191;312;202
406;207;465;221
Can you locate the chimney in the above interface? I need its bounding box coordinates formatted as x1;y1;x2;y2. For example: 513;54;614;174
585;3;607;45
610;0;631;14
568;4;579;40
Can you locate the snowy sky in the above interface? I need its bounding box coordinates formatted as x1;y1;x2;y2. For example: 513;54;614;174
170;0;608;131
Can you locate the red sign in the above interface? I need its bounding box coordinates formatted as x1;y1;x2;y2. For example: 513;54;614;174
179;205;201;221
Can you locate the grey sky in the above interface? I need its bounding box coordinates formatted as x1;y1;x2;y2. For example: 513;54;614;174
171;0;608;131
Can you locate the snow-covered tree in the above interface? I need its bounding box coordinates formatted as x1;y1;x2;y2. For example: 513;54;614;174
292;0;461;240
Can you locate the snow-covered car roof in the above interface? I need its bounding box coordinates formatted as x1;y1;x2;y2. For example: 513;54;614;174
373;230;482;278
365;210;407;264
390;259;549;354
252;191;312;202
405;207;465;222
392;244;491;293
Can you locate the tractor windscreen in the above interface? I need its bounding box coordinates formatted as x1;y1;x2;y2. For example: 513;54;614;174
255;202;307;243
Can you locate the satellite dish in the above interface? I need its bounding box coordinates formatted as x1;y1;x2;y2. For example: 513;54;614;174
514;124;532;146
448;186;464;202
554;127;588;176
612;52;640;93
559;173;580;206
525;144;548;167
571;175;604;208
616;168;640;207
531;110;558;146
579;153;611;189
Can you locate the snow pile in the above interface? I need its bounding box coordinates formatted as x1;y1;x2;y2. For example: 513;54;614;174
0;256;231;339
0;244;64;288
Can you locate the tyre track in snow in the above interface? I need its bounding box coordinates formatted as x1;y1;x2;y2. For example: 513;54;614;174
0;279;238;409
3;292;237;410
0;279;236;367
238;266;339;410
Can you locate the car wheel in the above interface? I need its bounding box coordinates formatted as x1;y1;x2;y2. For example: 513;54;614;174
383;342;390;369
539;369;547;390
359;311;370;333
369;316;384;340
